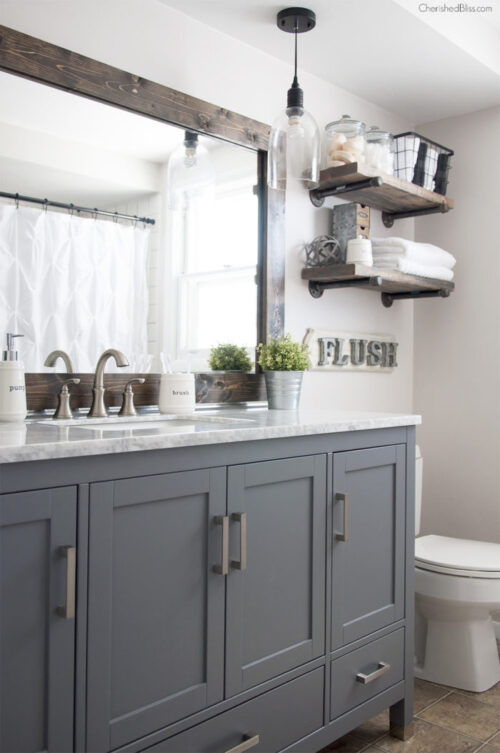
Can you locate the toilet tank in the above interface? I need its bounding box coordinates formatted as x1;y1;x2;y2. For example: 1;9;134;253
415;445;423;536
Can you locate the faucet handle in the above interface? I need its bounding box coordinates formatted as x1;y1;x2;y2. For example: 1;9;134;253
53;378;81;420
118;378;145;417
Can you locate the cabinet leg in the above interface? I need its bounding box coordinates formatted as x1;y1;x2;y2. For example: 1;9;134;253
390;699;414;740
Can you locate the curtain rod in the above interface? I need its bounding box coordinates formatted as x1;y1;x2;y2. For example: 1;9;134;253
0;191;156;225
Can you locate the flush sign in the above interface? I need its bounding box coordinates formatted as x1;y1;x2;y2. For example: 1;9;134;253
304;329;398;372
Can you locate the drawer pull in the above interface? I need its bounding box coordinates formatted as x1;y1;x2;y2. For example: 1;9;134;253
335;492;349;542
224;734;260;753
231;512;247;571
57;545;76;619
213;516;229;575
356;662;391;684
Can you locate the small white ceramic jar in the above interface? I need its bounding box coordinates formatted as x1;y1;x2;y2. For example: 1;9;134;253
346;237;373;265
159;373;196;414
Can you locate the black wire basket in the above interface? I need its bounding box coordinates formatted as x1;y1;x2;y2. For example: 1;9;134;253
393;132;453;196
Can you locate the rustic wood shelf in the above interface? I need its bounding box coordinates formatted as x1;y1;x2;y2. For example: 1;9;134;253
309;163;454;226
301;263;455;307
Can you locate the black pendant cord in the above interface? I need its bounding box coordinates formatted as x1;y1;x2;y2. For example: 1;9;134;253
294;29;298;83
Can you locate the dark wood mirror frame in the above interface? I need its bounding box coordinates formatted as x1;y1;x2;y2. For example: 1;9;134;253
0;25;286;408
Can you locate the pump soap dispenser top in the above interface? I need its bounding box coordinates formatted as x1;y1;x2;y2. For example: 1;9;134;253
0;333;27;422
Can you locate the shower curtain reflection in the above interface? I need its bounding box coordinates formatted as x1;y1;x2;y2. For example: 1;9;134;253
0;204;150;372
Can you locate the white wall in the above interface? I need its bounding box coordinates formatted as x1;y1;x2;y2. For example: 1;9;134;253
0;0;415;412
414;106;500;543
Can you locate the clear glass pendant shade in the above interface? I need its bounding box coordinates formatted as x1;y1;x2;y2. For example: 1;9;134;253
268;105;320;190
167;135;215;210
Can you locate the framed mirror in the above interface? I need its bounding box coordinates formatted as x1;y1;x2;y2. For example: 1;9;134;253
0;25;285;403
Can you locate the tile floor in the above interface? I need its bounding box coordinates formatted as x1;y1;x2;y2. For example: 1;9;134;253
319;641;500;753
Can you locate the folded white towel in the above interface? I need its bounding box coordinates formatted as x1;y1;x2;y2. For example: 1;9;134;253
372;255;454;281
372;237;456;269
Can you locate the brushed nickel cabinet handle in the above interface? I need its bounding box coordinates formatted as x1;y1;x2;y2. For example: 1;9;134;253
356;662;391;684
231;512;247;571
213;515;229;575
57;545;76;619
335;492;349;542
224;733;260;753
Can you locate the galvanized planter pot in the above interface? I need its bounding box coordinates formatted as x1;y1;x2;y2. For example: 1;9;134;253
264;371;304;410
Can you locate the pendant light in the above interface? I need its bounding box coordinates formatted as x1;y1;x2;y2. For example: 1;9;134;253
268;7;320;190
167;131;215;210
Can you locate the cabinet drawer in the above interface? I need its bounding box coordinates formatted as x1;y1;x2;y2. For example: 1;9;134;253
330;629;404;720
143;668;324;753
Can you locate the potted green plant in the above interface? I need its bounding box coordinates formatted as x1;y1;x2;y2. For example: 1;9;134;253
257;334;310;410
208;343;253;372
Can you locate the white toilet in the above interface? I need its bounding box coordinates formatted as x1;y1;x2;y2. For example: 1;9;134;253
414;446;500;692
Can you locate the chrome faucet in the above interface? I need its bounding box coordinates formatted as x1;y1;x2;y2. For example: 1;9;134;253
88;349;129;418
44;349;74;373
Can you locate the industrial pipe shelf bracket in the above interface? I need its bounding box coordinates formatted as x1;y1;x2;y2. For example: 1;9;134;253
381;203;450;228
381;288;451;307
308;276;383;299
309;177;383;207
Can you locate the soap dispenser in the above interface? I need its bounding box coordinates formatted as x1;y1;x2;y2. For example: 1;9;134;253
0;334;27;422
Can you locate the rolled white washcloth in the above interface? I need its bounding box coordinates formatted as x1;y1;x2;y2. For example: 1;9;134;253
371;237;456;269
372;254;454;281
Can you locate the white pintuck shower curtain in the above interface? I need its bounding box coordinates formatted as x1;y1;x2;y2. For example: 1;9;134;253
0;204;150;372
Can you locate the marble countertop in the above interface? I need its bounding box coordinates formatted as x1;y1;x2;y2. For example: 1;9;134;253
0;407;421;464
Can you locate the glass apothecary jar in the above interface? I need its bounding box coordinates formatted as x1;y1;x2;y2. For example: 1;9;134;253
325;115;365;167
365;126;394;174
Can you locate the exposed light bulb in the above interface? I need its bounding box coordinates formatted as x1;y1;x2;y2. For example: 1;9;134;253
184;146;197;168
287;115;305;138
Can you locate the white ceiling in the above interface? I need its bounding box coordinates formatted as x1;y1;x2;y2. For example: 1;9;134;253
157;0;500;124
0;72;233;204
0;72;193;162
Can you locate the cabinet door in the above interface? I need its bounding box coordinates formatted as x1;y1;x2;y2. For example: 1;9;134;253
226;455;326;697
331;445;405;650
0;487;77;753
86;468;226;752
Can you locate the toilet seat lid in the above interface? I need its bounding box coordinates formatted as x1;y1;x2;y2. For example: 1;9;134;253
415;535;500;578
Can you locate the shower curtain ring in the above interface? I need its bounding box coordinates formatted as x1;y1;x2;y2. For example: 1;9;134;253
69;203;74;217
15;193;19;209
113;212;118;223
93;209;98;220
43;199;48;212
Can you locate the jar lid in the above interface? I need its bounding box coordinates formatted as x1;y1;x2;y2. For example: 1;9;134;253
325;114;365;130
366;126;392;137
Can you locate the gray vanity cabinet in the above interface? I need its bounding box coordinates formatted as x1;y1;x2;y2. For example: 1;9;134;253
85;468;227;753
0;423;415;753
0;487;77;753
225;455;327;697
331;445;406;650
